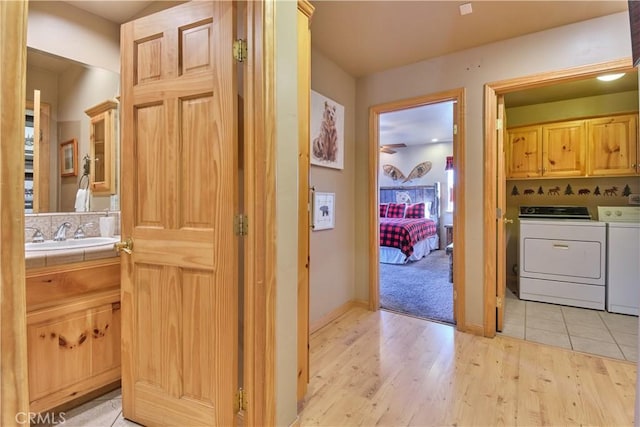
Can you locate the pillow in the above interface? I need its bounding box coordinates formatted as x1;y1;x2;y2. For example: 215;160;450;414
386;203;406;218
405;202;425;218
379;203;388;218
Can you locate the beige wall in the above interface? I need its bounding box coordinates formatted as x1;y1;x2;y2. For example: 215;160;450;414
309;49;357;324
353;12;633;327
507;90;638;127
275;1;299;424
57;65;119;211
27;1;120;74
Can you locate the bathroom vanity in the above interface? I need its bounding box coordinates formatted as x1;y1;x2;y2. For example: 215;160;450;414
25;232;121;413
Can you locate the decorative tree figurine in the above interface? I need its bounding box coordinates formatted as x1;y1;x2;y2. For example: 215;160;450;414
511;185;519;196
537;186;544;195
564;184;574;195
623;184;632;197
594;186;601;196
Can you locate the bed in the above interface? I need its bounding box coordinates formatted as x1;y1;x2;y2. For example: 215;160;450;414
379;185;440;264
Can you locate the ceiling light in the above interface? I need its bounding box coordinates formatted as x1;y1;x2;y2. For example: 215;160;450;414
459;3;472;16
596;73;625;82
431;138;439;142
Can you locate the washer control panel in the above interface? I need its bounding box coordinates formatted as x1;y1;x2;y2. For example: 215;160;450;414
597;206;640;222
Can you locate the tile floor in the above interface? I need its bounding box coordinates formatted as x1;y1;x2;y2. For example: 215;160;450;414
34;388;136;427
499;289;639;362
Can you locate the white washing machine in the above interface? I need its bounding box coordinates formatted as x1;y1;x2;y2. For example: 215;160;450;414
598;206;640;316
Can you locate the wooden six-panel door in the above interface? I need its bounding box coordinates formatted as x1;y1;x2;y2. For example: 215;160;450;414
119;2;238;426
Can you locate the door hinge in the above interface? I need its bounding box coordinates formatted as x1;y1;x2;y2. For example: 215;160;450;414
496;296;503;308
233;39;247;62
235;214;248;236
453;124;458;135
496;118;503;131
453;290;457;300
235;387;247;412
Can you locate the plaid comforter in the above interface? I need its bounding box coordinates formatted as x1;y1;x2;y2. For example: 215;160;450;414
379;218;437;257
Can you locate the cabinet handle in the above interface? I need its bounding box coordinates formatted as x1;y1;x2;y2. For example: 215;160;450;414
504;218;513;224
552;244;569;249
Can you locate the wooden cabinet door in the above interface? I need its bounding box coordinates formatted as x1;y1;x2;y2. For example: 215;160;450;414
587;114;638;176
543;120;586;177
506;125;542;178
120;2;238;426
90;302;121;375
27;310;92;400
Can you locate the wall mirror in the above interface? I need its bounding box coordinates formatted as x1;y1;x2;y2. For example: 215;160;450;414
26;47;120;212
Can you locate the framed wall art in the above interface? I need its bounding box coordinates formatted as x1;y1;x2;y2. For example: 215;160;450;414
60;138;78;177
312;191;335;231
310;90;344;170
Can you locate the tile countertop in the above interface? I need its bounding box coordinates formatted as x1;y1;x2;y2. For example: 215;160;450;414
26;238;120;269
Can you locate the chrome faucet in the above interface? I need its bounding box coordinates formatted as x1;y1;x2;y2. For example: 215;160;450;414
25;227;45;243
74;222;95;239
53;222;72;241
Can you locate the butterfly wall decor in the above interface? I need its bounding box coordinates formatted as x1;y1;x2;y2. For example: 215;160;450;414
382;161;432;183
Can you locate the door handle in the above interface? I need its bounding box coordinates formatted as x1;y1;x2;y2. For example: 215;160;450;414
114;237;133;255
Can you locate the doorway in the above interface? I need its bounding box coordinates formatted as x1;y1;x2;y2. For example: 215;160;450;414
1;1;277;425
483;58;636;338
377;101;455;325
369;89;466;330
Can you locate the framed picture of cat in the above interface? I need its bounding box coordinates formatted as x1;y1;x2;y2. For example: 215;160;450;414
310;90;344;169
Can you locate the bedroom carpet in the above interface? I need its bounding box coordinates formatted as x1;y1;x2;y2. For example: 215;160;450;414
379;249;454;325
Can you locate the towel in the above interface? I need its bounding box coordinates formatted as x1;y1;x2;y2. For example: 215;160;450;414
74;189;87;212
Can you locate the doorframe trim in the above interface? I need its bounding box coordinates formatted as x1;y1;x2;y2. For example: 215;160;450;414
0;0;30;423
482;57;635;337
243;0;276;425
368;88;467;331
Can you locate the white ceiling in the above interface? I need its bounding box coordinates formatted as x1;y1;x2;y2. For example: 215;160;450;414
379;101;454;147
310;1;629;78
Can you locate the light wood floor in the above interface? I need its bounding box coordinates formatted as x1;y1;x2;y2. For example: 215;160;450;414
299;307;637;426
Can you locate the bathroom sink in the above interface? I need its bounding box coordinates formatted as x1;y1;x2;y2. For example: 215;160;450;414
26;236;120;252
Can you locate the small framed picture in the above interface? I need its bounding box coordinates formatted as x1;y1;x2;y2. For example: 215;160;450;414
313;191;335;231
60;138;78;177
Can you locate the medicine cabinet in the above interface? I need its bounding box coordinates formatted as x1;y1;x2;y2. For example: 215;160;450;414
85;100;118;195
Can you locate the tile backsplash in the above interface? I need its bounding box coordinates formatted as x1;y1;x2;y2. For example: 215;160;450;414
24;211;121;242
